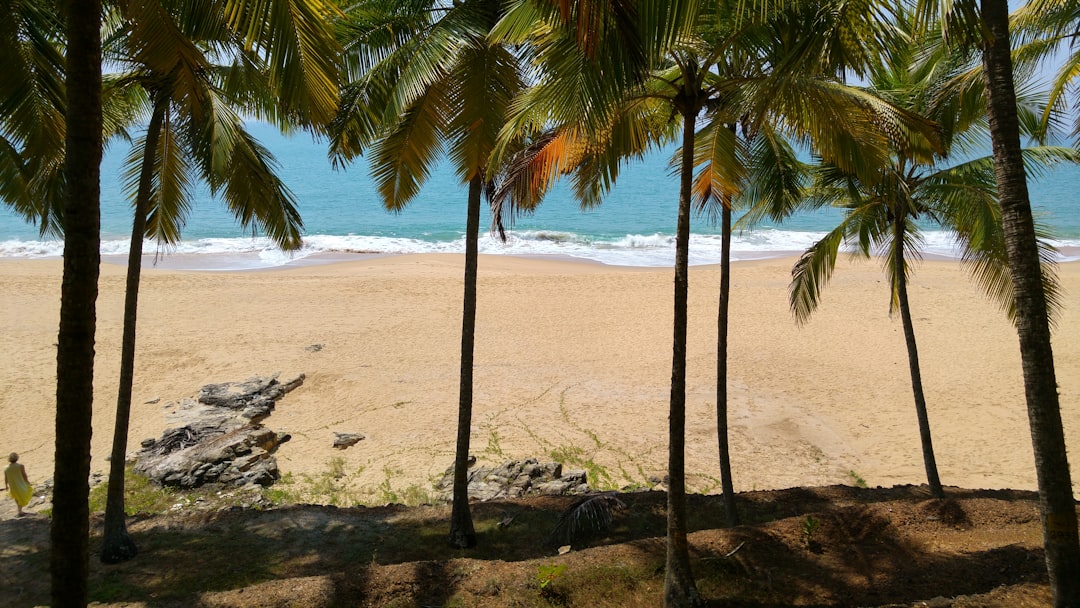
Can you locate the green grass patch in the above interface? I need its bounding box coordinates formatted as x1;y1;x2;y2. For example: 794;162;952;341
548;445;615;490
848;470;868;488
88;467;178;516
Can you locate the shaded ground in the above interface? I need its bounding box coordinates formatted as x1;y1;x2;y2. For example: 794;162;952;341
0;484;1065;607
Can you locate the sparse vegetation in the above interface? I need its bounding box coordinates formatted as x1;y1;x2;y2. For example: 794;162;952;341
89;468;177;516
534;563;567;598
801;514;822;553
1;485;1049;606
484;428;506;459
848;470;868;488
548;445;615;490
327;457;347;479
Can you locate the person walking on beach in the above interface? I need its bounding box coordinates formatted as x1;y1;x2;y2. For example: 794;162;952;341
3;453;32;516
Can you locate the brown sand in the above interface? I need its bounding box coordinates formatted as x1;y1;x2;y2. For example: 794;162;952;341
1;254;1077;505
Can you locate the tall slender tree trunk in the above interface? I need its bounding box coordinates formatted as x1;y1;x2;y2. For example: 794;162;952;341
664;106;702;608
449;174;482;549
717;199;738;526
52;1;102;605
980;2;1080;604
893;217;943;498
101;92;169;564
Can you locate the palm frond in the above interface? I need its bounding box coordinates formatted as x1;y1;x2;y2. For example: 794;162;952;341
327;77;392;165
0;0;66;235
0;136;35;224
789;223;847;324
547;492;626;547
692;119;743;224
216;126;304;250
559;95;674;210
102;78;149;145
369;80;450;211
490;128;584;239
446;40;525;182
339;0;438;80
122;108;195;246
223;0;342;126
122;0;216;120
736;124;808;227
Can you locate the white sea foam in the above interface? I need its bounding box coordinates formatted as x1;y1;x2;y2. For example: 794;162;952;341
3;230;1079;271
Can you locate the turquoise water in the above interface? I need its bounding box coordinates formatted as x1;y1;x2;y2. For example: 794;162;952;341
2;120;1078;268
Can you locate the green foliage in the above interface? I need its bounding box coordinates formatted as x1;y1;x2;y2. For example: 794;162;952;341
801;515;821;546
88;467;177;516
485;428;506;458
848;470;868;488
548;445;614;490
534;563;567;593
261;472;298;505
399;484;434;507
377;465;400;504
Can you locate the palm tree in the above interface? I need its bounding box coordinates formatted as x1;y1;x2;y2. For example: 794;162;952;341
789;19;1076;500
98;0;340;563
982;5;1080;603
686;0;911;524
51;0;102;604
331;0;527;549
693;120;809;526
493;3;937;604
919;0;1080;602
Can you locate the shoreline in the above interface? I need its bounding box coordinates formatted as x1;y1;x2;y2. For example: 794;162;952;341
1;234;1078;271
7;245;1080;274
1;253;1077;506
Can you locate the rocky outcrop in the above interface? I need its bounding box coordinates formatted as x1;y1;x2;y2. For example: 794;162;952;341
133;373;303;488
435;458;591;502
197;374;305;423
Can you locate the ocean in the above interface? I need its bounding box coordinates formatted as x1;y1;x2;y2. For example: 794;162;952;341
2;120;1079;270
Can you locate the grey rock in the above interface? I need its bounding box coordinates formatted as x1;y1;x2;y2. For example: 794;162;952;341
435;458;592;502
132;374;301;489
333;433;366;449
534;480;571;495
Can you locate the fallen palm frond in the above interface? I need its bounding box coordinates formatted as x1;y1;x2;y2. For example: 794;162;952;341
547;491;626;547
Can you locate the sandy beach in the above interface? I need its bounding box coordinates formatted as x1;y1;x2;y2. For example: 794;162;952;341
1;254;1077;505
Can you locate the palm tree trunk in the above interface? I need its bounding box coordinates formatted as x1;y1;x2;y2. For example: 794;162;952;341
664;107;702;608
980;1;1080;604
893;218;944;498
101;91;169;564
52;1;102;605
717;200;738;526
448;174;482;549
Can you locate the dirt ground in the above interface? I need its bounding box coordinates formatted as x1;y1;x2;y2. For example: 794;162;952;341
0;484;1068;607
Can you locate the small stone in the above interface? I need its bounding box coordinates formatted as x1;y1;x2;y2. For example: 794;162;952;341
333;432;366;449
